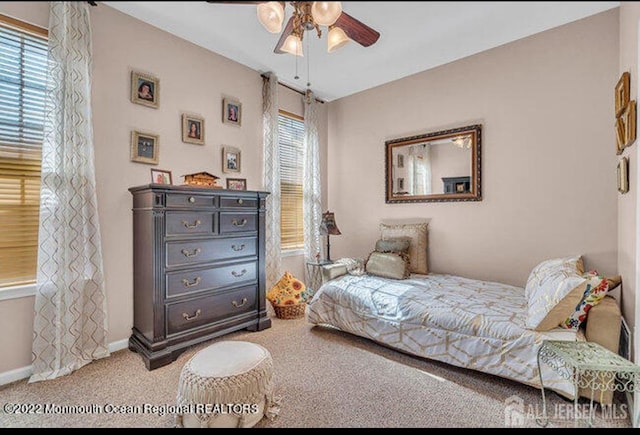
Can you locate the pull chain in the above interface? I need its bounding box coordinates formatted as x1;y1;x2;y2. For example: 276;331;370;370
306;35;311;88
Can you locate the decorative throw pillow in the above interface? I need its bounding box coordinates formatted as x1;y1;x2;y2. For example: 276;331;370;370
365;251;410;280
266;271;307;306
562;272;609;330
375;237;411;254
380;222;428;274
524;255;588;331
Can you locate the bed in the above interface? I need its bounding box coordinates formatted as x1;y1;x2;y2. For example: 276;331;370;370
305;229;622;403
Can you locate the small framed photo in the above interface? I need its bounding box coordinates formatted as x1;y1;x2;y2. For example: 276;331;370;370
222;146;241;173
397;154;404;168
223;97;242;126
226;178;247;191
131;131;159;165
615;72;630;118
151;168;172;185
623;100;637;147
397;177;404;191
616;117;626;155
618;157;629;194
182;114;205;145
131;71;159;109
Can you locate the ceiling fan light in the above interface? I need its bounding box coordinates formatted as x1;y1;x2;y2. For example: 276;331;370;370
281;34;304;57
257;1;285;33
327;26;349;53
311;1;342;26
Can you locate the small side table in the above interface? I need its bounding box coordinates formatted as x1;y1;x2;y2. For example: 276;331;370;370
305;260;332;299
537;340;640;427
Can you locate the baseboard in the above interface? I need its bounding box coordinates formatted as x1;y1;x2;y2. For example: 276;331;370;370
1;337;131;386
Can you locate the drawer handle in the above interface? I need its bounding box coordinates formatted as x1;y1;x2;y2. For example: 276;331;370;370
237;199;244;205
182;309;201;321
188;196;196;203
232;218;248;227
231;244;246;252
182;219;202;229
232;298;248;308
232;269;247;278
181;276;201;288
181;248;201;258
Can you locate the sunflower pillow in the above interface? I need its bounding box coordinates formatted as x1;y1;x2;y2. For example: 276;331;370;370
267;271;307;306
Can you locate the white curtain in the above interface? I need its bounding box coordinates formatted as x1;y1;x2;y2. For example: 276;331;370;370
302;91;322;264
409;144;432;195
30;1;109;383
262;72;282;288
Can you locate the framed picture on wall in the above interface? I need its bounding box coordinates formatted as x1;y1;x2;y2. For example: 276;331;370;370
131;71;159;109
222;146;241;173
623;100;637;147
131;130;159;165
615;72;630;118
182;114;205;145
223;97;242;127
618;156;629;194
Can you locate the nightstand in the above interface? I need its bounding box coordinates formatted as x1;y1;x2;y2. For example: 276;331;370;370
537;340;640;427
305;260;332;299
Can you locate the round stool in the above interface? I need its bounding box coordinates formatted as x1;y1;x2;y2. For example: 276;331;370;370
175;341;278;428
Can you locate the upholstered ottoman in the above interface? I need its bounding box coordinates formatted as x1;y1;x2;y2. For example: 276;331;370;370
175;341;278;428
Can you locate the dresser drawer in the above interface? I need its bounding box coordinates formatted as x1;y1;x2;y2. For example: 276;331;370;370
166;260;257;298
166;237;257;268
166;286;257;335
166;212;215;236
166;193;217;208
220;212;257;234
220;196;259;209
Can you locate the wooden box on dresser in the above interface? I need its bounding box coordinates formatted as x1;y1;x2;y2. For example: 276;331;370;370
128;184;271;370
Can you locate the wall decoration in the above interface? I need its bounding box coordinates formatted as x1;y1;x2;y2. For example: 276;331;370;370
131;71;159;109
223;97;242;126
222;146;241;173
397;154;404;168
618;157;629;194
182;114;205;145
616;117;626;155
623;100;637;147
615;72;630;118
131;131;159;165
151;168;172;185
226;178;247;191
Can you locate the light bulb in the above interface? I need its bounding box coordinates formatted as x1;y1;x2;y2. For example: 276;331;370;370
281;34;304;57
327;26;349;53
311;2;342;26
257;2;285;33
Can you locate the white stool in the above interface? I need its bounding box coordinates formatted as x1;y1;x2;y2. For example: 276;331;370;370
175;341;278;428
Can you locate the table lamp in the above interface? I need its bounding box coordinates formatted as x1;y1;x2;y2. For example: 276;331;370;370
319;210;341;263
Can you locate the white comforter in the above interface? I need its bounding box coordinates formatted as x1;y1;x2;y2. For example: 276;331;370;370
306;273;580;398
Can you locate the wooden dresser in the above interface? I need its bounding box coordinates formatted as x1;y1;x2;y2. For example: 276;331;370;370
128;184;271;370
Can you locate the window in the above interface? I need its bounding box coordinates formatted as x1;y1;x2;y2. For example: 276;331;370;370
0;17;48;289
278;111;304;251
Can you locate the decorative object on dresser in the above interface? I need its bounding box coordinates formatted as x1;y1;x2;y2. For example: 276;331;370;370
182;113;205;145
131;70;159;109
131;130;159;165
182;171;222;188
226;177;247;191
319;211;341;262
222;146;241;173
151;168;172;185
222;97;242;126
128;184;271;369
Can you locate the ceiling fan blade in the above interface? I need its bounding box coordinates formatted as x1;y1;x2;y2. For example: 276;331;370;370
274;16;295;54
334;11;380;47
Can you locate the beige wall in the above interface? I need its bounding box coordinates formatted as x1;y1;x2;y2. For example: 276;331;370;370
0;2;327;375
618;2;640;355
327;10;619;288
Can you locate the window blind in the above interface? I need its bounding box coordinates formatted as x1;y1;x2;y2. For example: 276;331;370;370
278;112;304;251
0;20;47;288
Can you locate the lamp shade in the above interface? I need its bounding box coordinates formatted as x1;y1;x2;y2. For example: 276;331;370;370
327;26;349;53
319;211;341;236
311;1;342;26
257;1;285;33
281;34;304;56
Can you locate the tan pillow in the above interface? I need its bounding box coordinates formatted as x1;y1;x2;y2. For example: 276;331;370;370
365;251;410;280
380;222;428;274
375;237;411;253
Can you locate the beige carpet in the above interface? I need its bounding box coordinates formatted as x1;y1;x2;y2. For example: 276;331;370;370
0;316;633;428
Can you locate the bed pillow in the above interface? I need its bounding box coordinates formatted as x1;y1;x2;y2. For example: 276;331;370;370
561;272;609;330
365;251;410;280
380;222;428;274
524;255;588;331
375;237;411;254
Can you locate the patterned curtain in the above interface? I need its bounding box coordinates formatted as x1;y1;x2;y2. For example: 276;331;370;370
262;72;282;288
303;91;322;265
30;1;109;383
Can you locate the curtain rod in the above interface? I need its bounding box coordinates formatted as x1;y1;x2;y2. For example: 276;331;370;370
261;74;325;104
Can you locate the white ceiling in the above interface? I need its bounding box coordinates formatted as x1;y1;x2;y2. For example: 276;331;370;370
102;1;619;102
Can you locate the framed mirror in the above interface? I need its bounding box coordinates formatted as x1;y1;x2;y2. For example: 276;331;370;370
385;124;482;203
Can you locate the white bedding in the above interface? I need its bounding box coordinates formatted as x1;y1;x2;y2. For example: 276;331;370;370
306;272;581;398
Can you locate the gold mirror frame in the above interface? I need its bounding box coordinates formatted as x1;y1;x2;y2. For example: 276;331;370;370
385;124;482;203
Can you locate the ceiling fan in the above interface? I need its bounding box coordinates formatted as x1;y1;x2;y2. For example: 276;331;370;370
206;2;380;56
